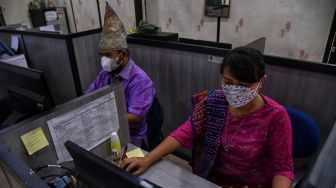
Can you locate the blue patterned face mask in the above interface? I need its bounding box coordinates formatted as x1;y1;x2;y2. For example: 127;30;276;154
222;81;261;108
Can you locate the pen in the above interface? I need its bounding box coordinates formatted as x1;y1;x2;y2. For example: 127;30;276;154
121;144;128;160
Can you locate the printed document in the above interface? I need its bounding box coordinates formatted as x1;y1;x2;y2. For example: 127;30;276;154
47;92;119;163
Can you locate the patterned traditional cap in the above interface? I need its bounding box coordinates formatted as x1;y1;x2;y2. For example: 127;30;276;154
99;2;128;50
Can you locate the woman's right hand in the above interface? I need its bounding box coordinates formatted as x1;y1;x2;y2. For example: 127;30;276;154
121;136;182;176
121;156;151;176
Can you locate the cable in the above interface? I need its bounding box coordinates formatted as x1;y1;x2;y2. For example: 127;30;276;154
34;164;80;187
34;164;73;173
41;174;61;180
69;175;78;188
144;0;148;21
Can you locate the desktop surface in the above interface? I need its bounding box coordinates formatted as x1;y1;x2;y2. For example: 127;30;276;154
127;144;221;188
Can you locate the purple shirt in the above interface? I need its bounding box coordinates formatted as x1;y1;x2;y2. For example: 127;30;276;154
85;59;155;144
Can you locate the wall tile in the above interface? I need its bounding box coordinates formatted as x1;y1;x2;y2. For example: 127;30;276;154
98;0;136;34
72;0;100;32
1;0;31;28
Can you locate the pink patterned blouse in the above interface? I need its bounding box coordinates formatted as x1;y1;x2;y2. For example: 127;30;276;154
170;95;294;187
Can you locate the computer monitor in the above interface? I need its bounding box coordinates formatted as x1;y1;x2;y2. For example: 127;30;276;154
0;61;54;127
64;140;161;188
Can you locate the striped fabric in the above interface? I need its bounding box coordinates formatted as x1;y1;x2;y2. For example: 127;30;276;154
85;59;155;144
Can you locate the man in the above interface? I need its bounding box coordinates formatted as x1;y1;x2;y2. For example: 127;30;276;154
85;3;155;148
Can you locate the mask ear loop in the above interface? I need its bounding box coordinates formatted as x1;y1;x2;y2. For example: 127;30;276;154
117;50;127;64
255;79;263;91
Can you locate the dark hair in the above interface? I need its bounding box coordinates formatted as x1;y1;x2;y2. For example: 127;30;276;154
220;47;265;83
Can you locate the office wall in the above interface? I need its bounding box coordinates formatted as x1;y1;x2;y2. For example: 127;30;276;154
0;0;31;27
98;0;136;33
0;0;136;33
2;0;335;61
0;0;76;31
145;0;336;62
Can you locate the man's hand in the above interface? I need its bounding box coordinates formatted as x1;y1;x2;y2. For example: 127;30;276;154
128;113;142;124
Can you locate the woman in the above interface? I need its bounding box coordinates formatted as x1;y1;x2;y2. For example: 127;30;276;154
121;47;294;188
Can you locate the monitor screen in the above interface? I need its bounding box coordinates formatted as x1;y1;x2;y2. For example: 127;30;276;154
0;62;54;127
64;140;161;188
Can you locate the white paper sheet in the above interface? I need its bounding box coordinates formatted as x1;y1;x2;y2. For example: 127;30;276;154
44;11;58;22
39;25;56;32
11;35;19;52
1;54;28;68
47;91;119;163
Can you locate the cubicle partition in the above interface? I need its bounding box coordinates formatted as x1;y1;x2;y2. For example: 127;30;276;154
22;35;78;103
126;37;336;154
0;83;129;178
72;32;102;92
0;28;102;105
244;37;266;53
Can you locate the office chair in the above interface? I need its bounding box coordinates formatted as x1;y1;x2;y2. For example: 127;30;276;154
284;106;320;187
146;97;164;151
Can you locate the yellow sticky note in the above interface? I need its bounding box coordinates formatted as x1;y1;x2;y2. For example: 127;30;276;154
126;148;144;158
20;127;49;155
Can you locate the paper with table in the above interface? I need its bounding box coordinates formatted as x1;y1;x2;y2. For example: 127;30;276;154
47;91;119;163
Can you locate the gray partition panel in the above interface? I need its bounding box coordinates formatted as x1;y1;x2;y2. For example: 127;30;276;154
22;35;77;104
0;82;129;176
0;32;12;48
128;43;336;154
264;65;336;143
244;37;266;53
129;44;221;135
72;33;101;93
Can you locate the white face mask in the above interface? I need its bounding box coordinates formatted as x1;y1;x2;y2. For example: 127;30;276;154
101;55;120;72
222;81;261;108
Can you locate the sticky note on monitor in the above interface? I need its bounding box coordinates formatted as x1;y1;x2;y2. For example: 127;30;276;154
20;127;49;155
126;148;145;158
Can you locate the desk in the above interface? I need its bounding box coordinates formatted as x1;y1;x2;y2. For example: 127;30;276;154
124;144;220;188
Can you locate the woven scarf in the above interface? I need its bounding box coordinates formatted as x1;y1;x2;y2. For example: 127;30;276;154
190;90;229;178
